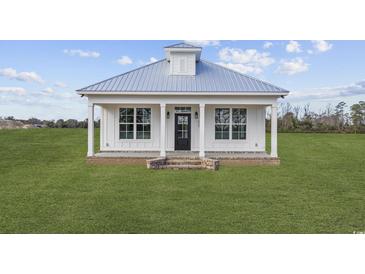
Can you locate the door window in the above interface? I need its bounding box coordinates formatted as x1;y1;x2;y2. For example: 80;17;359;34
177;116;188;139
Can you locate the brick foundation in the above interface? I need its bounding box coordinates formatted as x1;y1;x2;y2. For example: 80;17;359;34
87;157;146;165
220;158;280;166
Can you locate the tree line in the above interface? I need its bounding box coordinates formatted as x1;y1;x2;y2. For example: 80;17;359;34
268;101;365;133
1;100;364;133
0;116;101;128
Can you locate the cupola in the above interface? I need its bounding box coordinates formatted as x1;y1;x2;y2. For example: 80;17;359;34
164;43;202;76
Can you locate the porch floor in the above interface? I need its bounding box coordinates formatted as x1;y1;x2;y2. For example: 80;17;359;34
95;151;276;160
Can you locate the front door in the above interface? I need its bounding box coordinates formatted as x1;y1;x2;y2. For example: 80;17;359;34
175;113;191;150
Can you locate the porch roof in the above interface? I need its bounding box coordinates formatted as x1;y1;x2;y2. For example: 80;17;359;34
77;59;289;94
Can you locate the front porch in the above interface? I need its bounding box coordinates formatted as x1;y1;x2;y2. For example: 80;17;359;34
86;98;279;163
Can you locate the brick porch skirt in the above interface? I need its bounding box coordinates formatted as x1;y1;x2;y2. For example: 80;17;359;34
87;152;280;166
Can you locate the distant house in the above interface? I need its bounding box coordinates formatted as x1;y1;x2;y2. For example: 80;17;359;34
77;43;289;162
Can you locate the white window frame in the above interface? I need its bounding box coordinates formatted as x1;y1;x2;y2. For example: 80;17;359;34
175;106;191;113
136;108;151;140
119;107;151;140
214;107;247;140
231;108;247;140
119;107;134;140
215;108;230;140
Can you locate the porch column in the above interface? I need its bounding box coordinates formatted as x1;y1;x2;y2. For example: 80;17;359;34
160;103;166;157
87;102;94;157
271;104;278;158
199;103;205;158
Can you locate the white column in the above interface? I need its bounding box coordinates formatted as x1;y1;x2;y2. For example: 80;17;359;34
271;104;278;158
199;103;205;158
87;103;95;157
160;103;166;157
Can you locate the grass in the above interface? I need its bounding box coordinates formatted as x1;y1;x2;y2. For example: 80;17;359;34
0;129;364;233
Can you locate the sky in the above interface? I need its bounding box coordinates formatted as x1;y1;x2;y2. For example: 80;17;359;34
0;40;364;120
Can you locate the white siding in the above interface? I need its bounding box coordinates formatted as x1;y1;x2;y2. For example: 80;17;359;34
100;104;160;151
100;104;266;152
204;105;266;152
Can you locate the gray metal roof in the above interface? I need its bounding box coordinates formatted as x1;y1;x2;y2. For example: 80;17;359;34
164;43;201;48
78;59;289;94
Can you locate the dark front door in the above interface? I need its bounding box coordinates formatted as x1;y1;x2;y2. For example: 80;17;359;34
175;114;191;151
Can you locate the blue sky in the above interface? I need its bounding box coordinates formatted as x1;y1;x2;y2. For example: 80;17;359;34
1;40;364;120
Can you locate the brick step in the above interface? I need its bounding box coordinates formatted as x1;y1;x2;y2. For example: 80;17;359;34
167;157;200;160
163;164;204;170
146;157;219;170
165;159;202;165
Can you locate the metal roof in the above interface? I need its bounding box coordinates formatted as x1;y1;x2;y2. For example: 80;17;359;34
78;59;289;94
164;42;201;48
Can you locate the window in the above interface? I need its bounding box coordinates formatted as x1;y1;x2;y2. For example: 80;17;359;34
119;107;151;140
136;108;151;139
215;108;230;139
177;115;189;139
119;108;134;139
215;108;247;140
232;108;247;140
175;107;191;113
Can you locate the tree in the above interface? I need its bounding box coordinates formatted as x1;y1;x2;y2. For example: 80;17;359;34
282;112;295;130
293;105;301;120
77;120;88;128
55;119;65;128
334;101;346;131
351;101;365;133
27;117;42;125
65;119;78;128
44;120;55;128
301;104;313;130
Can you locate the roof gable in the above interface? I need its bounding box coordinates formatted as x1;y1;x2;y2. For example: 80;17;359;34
164;43;201;49
78;59;289;94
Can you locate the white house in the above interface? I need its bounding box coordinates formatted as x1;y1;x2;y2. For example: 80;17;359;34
77;43;289;165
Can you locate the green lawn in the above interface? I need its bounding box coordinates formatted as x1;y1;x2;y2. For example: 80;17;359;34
0;129;364;233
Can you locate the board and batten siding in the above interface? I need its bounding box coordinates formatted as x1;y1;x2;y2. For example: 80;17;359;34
169;52;196;76
100;104;266;152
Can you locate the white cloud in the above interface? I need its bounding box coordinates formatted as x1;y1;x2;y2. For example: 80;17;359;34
217;47;275;74
149;57;158;63
117;55;133;65
277;58;309;75
137;57;159;66
263;41;273;49
16;72;44;83
289;80;365;101
0;68;17;78
63;49;100;58
0;87;27;95
286;40;302;53
219;48;275;66
184;40;220;47
311;40;333;53
216;62;263;74
42;87;55;94
0;67;44;84
55;82;67;88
